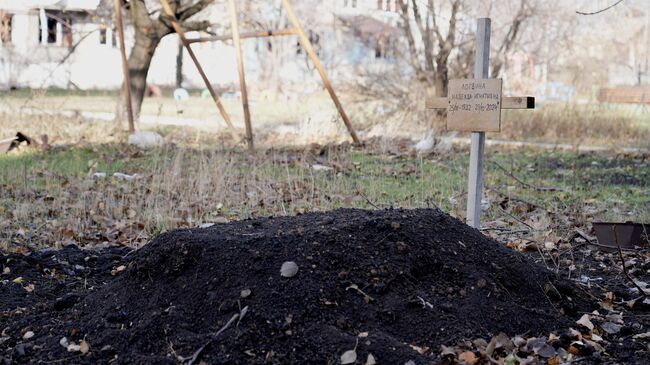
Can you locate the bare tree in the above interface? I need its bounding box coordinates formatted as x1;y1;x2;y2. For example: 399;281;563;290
103;0;215;118
398;0;462;96
490;0;534;78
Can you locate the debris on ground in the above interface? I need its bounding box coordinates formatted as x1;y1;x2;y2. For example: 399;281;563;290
127;131;164;148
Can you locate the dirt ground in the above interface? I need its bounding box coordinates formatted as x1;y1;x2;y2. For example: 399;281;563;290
1;209;649;364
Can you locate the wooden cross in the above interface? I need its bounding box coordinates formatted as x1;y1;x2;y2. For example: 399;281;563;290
426;18;535;229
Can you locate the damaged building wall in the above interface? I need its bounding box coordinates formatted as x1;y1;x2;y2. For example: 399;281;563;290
0;0;406;92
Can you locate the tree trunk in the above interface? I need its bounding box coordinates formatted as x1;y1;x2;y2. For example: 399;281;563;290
175;38;183;88
127;30;161;118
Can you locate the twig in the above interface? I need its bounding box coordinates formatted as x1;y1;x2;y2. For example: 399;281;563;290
497;206;533;231
488;187;548;212
576;0;624;15
356;189;379;209
182;306;248;365
490;160;563;192
613;227;648;297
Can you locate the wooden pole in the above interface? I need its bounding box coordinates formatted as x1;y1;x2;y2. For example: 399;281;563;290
159;0;237;138
187;29;297;44
280;0;361;145
466;18;491;229
114;0;135;133
229;0;253;150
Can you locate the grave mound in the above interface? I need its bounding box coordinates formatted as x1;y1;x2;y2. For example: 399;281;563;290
3;209;589;364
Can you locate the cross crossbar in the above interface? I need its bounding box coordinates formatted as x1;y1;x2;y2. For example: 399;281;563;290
426;96;535;110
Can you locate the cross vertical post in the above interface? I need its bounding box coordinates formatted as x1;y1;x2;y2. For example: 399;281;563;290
466;18;491;228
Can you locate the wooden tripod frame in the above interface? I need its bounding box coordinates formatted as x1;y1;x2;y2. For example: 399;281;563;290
115;0;361;148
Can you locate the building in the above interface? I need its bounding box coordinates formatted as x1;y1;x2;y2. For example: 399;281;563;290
0;0;403;91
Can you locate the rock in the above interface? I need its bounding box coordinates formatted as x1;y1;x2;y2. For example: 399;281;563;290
127;131;163;149
280;261;299;278
13;344;26;357
67;343;81;352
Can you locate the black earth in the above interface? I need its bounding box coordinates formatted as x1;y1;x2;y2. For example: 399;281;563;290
1;209;599;364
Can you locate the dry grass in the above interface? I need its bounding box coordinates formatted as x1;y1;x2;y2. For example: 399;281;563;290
2;90;649;148
0;144;466;251
500;104;650;147
1;94;649;254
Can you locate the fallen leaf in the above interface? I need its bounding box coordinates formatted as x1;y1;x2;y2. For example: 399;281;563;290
601;322;621;334
537;344;557;358
592;334;604;342
365;353;376;365
280;261;299;278
23;283;35;293
111;265;126;276
240;289;251;298
409;344;429;354
547;356;561;365
340;349;357;364
576;314;594;331
504;353;518;365
458;351;477;364
485;336;497;355
440;345;456;357
79;339;89;354
22;331;34;340
12;277;23;284
633;332;650;340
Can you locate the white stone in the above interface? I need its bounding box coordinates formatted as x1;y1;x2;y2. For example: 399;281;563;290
127;131;163;149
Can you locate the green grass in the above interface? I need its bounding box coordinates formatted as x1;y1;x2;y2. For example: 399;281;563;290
2;144;648;253
0;145;129;185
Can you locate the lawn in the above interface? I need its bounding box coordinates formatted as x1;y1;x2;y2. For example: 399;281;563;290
1;142;648;252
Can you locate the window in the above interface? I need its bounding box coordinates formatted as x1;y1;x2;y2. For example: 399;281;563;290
0;12;12;45
375;37;391;59
47;17;57;43
375;40;382;58
39;14;58;44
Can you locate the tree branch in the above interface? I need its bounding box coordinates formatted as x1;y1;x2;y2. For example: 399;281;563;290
398;0;424;78
491;0;531;78
576;0;624;15
179;0;215;21
410;0;434;71
182;20;211;32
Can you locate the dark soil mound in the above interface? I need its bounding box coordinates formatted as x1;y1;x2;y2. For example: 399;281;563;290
2;209;589;364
